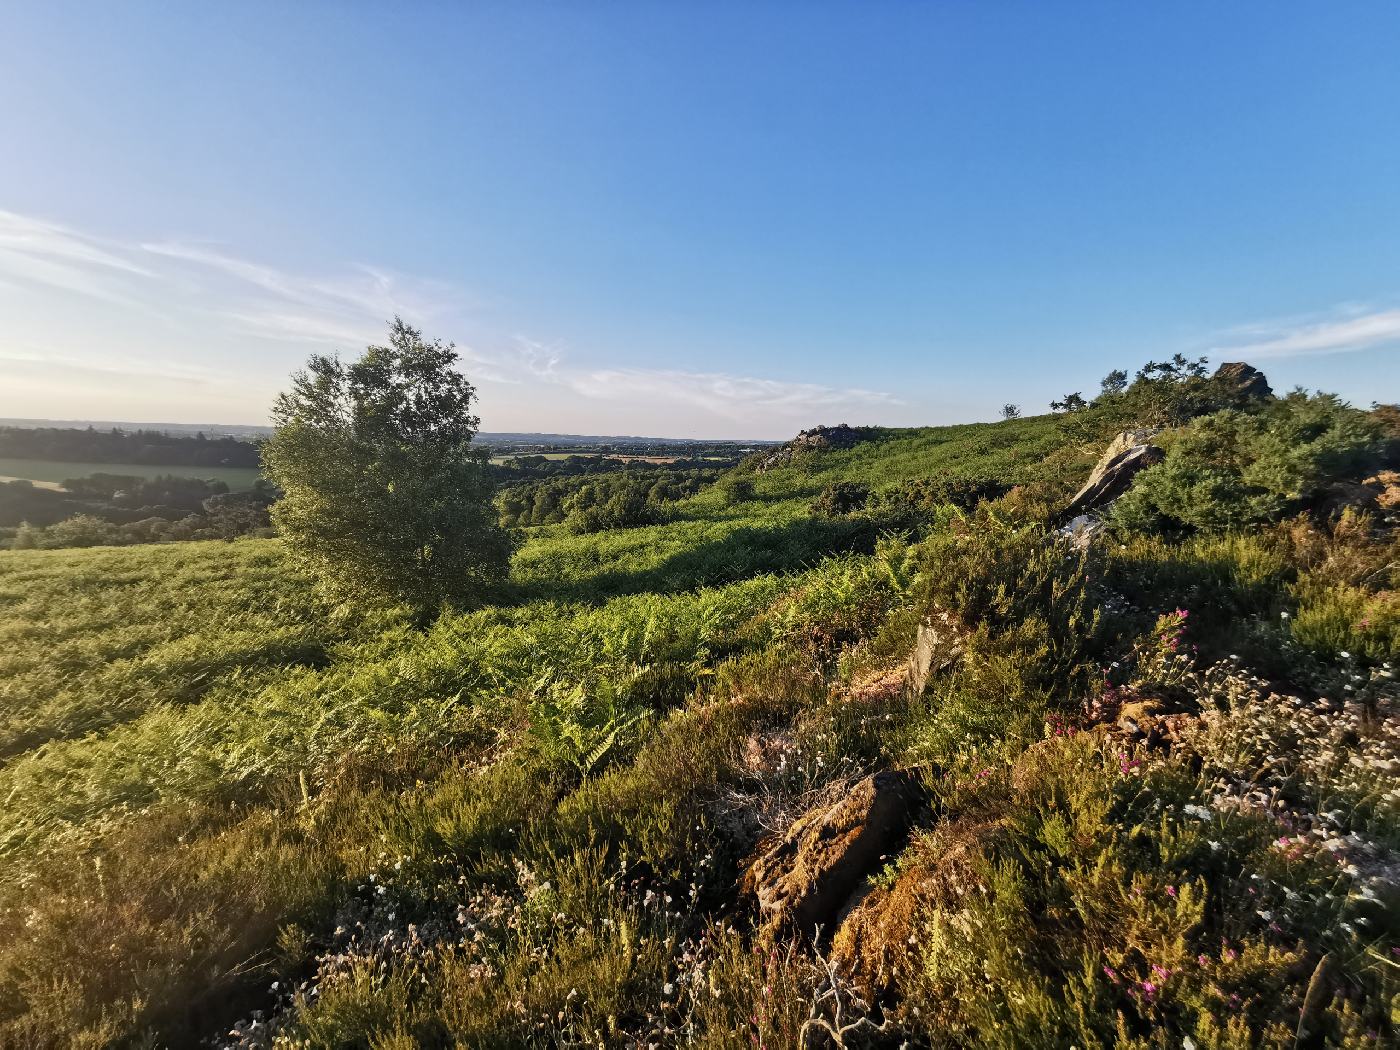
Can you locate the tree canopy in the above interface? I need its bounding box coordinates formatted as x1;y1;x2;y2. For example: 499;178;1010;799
262;318;513;614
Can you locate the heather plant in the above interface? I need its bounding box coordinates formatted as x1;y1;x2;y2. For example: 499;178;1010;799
895;731;1397;1048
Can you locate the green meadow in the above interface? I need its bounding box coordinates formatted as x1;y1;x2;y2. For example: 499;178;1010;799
0;399;1396;1048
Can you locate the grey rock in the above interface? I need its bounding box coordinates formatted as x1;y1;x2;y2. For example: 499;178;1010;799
1212;361;1273;401
1063;429;1164;518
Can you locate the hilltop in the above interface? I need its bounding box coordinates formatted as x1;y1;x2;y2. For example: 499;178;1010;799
0;362;1396;1048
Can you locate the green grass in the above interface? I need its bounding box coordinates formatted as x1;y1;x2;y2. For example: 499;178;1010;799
0;456;264;490
0;408;1394;1048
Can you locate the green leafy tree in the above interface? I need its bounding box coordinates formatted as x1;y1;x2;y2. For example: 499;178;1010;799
262;318;513;615
1000;403;1022;420
1049;392;1089;413
1099;368;1129;398
1122;354;1217;425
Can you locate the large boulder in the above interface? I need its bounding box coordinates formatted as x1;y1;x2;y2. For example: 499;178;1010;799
741;770;925;942
1212;361;1273;402
1062;428;1164;519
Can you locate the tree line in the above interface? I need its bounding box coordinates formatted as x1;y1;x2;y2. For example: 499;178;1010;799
0;426;263;467
3;474;277;548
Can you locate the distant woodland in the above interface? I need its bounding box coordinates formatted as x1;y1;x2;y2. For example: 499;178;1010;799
0;425;263;467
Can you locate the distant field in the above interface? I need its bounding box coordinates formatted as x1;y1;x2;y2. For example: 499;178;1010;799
491;452;731;465
0;457;263;490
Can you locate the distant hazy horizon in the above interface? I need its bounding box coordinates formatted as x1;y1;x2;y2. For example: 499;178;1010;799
0;416;783;446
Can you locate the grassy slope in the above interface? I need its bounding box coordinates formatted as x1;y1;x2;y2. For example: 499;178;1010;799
0;411;1393;1047
0;417;1081;883
0;422;1043;856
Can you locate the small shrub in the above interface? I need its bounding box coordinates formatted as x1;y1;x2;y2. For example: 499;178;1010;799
1114;393;1383;534
810;481;870;518
718;475;756;505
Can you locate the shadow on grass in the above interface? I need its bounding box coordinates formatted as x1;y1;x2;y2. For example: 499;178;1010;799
507;515;888;605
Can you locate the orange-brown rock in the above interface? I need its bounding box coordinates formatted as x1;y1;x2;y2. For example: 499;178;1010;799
831;815;1001;995
742;770;925;943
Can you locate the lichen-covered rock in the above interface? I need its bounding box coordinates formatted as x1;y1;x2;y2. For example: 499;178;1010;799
1062;428;1164;518
907;608;964;696
742;770;925;942
1057;513;1103;551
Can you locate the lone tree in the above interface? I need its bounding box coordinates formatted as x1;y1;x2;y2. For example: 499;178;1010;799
263;318;512;615
1000;403;1022;420
1099;369;1129;398
1050;392;1089;413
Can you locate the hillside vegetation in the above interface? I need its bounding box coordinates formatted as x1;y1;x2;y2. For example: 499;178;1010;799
0;372;1397;1048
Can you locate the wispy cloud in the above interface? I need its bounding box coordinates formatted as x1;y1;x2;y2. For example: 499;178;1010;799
223;310;381;347
0;210;464;352
0;210;152;278
0;210;155;308
513;336;562;377
566;367;901;420
1211;304;1400;359
0;208;903;431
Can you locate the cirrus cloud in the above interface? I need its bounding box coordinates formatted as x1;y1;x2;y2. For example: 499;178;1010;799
1210;304;1400;359
0;208;902;433
566;367;901;421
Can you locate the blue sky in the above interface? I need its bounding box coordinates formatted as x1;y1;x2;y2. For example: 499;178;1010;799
2;2;1398;438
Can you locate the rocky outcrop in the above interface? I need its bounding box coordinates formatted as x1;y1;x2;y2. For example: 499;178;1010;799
1309;471;1400;520
757;424;880;472
1062;428;1164;519
1212;361;1273;402
742;770;925;943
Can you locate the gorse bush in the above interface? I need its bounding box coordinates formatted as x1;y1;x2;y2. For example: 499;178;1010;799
1115;392;1383;533
809;480;870;518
